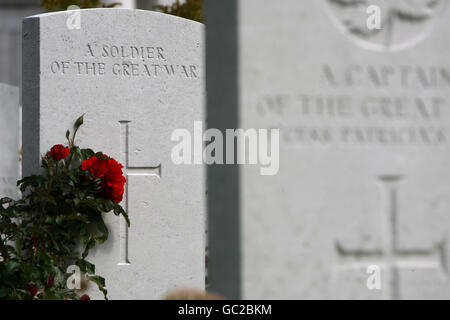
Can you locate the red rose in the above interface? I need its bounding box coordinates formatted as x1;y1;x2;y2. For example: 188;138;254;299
47;275;55;287
27;283;38;296
102;174;126;203
49;144;70;161
79;294;90;300
82;155;126;204
101;158;126;203
81;155;109;179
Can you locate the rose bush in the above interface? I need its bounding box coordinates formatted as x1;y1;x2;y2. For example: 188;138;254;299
0;115;128;300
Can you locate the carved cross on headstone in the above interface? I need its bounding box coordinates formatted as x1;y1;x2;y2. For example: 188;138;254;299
118;120;161;265
336;175;447;300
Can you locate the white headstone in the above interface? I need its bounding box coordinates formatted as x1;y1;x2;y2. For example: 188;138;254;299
0;83;20;199
206;0;450;299
22;9;205;299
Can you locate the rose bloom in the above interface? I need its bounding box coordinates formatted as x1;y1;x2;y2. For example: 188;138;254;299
27;283;38;296
49;144;70;161
81;155;109;179
82;155;126;203
79;294;90;300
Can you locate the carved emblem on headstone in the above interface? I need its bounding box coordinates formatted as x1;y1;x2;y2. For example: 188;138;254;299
327;0;445;51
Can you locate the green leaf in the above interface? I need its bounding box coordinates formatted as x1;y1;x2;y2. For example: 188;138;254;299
30;188;57;205
17;175;44;191
95;152;109;160
87;275;105;287
44;216;55;224
80;199;99;211
82;235;96;259
113;205;130;227
87;275;108;300
74;114;84;131
76;259;95;274
71;146;82;158
3;261;20;276
55;215;64;224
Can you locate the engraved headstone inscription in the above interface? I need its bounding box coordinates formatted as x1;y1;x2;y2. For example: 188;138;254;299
206;0;450;299
22;9;205;299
